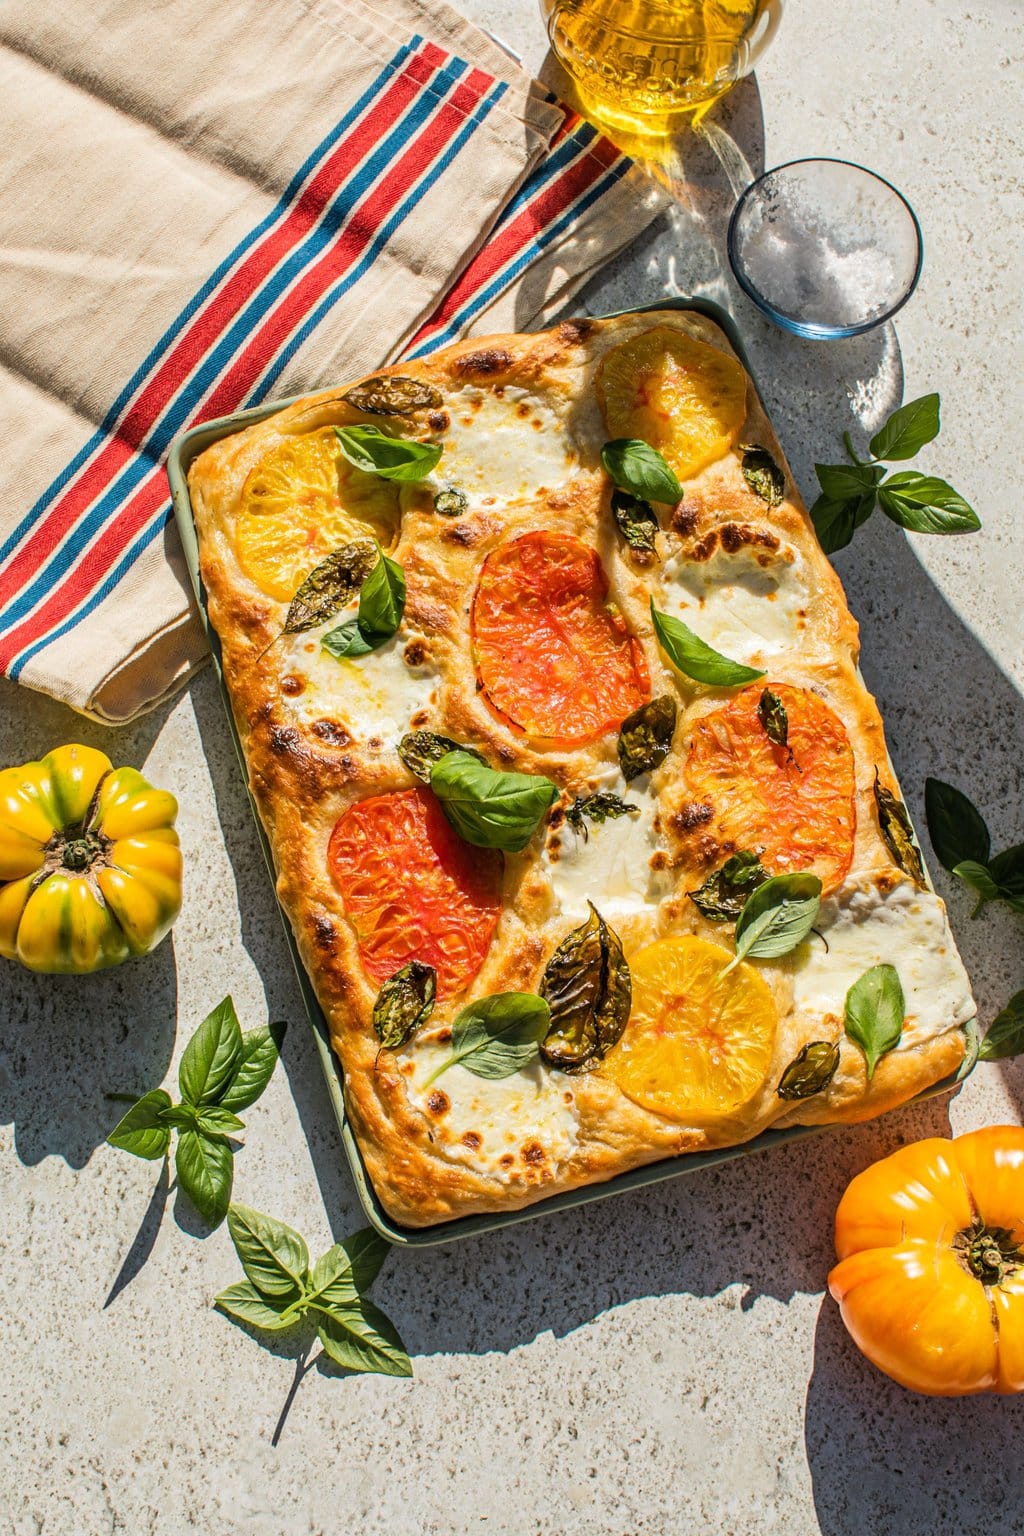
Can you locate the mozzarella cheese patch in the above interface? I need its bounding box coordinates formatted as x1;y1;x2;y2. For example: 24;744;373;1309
542;790;674;925
427;386;578;509
278;617;438;745
400;1040;580;1180
792;878;975;1046
661;545;811;667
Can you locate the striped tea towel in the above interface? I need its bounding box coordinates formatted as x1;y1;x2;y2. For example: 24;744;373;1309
0;0;666;723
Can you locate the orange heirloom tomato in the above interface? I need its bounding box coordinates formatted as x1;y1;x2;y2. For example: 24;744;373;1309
828;1128;1024;1396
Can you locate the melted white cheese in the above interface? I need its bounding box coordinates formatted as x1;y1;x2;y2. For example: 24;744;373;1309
792;879;975;1045
426;386;578;509
278;615;438;746
542;788;673;925
400;1041;580;1180
661;545;811;667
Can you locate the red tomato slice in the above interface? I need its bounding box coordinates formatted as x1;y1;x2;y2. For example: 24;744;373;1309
471;531;650;744
328;787;503;1000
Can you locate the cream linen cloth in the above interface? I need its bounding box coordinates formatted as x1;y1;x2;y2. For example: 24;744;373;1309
0;0;666;722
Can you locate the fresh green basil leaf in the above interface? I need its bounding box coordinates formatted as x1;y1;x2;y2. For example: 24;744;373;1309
617;694;677;782
178;997;243;1106
226;1203;310;1298
877;473;981;535
358;545;405;638
757;688;790;754
321;618;377;658
540;904;630;1072
214;1280;298;1332
868;394;941;462
334;424;441;483
430;750;558;853
739;443;785;508
175;1129;233;1227
398;730;484;784
564;792;640;842
602;439;682;505
107;1089;172;1160
924;777;991;870
814;461;884;500
953;859;1002;916
373;961;436;1052
158;1103;198;1130
341;375;442;417
282;542;377;633
844;963;905;1079
433;487;468;517
425;993;551;1085
195;1105;245;1137
610;489;659;558
978;990;1024;1062
688;850;768;923
650;601;765;687
725;872;822;972
317;1298;412;1377
810;492;876;555
218;1022;287;1112
308;1230;391;1309
776;1040;841;1100
873;772;926;886
987;845;1024;912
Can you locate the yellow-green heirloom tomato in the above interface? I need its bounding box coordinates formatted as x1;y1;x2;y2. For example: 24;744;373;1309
0;744;182;973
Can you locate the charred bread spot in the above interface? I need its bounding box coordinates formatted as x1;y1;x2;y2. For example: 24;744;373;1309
310;718;351;746
368;736;383;753
409;708;431;729
313;915;337;952
674;801;714;831
548;805;566;830
270;725;301;757
435;1028;453;1045
521;1141;546;1166
499;1153;515;1169
516;402;532;418
875;868;906;896
426;1090;450;1117
558;318;593;345
454;348;513;378
280;673;305;696
547;489;573;510
496;743;518;764
719;522;780;556
461;1131;482;1151
650;850;669;872
671;500;701;534
690;531;719;562
427;410;449;432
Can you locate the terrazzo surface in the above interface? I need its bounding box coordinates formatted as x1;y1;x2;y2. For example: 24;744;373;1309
2;0;1023;1531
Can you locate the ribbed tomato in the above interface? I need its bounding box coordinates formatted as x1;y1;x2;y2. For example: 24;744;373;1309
327;787;502;1000
471;531;650;744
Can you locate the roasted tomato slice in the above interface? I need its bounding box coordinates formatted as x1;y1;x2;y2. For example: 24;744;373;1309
680;682;856;895
471;531;650;744
328;787;503;1000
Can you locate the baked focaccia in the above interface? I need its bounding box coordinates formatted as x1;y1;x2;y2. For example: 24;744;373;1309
187;309;975;1229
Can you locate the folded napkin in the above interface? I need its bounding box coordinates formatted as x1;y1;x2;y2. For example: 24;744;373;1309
0;0;665;722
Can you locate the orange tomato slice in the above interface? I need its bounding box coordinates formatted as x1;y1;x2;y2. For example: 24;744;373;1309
471;531;650;744
328;787;502;1000
596;326;747;482
682;682;856;895
602;934;776;1119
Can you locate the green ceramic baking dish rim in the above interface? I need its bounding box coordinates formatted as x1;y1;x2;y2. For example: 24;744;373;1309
166;295;978;1247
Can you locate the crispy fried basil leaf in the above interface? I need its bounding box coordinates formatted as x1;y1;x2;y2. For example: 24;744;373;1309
617;694;677;782
342;375;442;417
283;543;377;634
334;425;442;483
650;602;765;687
777;1040;841;1100
739;444;785;508
978;990;1024;1062
844;963;905;1079
757;688;790;753
430;750;558;853
372;961;436;1051
540;904;631;1072
602;438;683;505
725;872;822;973
433;488;468;517
689;850;768;923
610;489;659;558
873;771;926;886
398;730;484;785
564;792;640;842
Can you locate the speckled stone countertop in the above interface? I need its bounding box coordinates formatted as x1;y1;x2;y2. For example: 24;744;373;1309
2;2;1023;1532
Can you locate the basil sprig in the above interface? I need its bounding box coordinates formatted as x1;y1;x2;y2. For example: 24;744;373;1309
107;998;285;1228
334;424;442;482
844;964;905;1079
322;542;405;658
430;750;558;853
423;993;551;1086
978;990;1024;1062
925;777;1024;916
810;394;980;555
601;439;682;505
650;601;765;687
723;872;822;974
215;1205;411;1377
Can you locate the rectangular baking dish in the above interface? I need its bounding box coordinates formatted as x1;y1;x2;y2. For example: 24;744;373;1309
167;296;978;1246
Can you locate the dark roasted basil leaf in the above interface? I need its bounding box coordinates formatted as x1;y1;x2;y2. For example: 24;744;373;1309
601;439;682;505
978;990;1024;1062
874;771;925;886
757;688;790;753
739;443;785;508
868;394;941;462
430;750;558;852
372;961;436;1052
398;730;484;784
617;694;677;782
689;850;768;922
334;425;442;483
540;904;631;1072
341;375;442;417
433;488;468;517
651;601;765;687
283;542;377;633
815;461;885;500
877;473;981;535
924;777;991;871
424;993;551;1084
844;963;905;1079
810;492;876;555
610;489;659;558
725;872;822;972
564;792;640;842
777;1040;841;1100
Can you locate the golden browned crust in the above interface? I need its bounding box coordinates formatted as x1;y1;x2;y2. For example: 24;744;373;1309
188;310;974;1228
